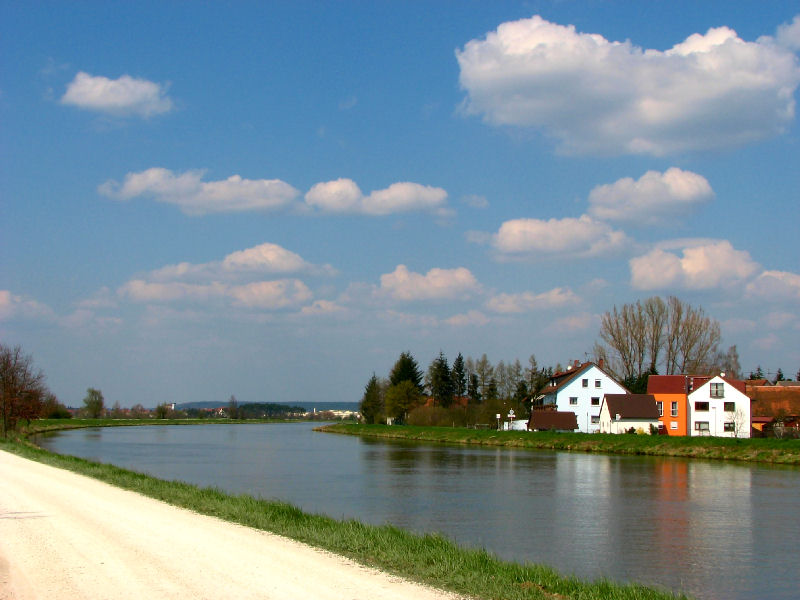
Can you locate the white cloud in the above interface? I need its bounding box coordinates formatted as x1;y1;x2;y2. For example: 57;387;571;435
630;240;760;290
462;194;489;209
228;280;312;309
305;178;449;216
0;290;54;321
446;310;490;327
99;168;299;215
745;270;800;301
776;15;800;50
378;265;480;301
61;71;173;117
588;168;713;224
492;215;628;259
299;300;348;317
486;287;579;313
457;15;800;155
547;312;597;334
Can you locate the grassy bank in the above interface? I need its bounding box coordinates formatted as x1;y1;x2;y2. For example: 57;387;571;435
320;423;800;465
2;434;688;600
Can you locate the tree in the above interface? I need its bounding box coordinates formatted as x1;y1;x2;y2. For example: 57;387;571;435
1;345;48;435
749;366;765;380
774;368;785;384
451;353;467;398
389;352;423;393
41;392;71;419
360;374;385;424
598;295;721;379
427;352;453;408
227;395;239;419
467;373;481;404
155;403;170;419
82;388;105;418
385;380;422;424
474;354;493;399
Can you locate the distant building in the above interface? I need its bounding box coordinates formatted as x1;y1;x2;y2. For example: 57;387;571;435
599;394;660;434
527;410;579;432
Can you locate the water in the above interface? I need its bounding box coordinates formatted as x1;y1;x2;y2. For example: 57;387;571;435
37;422;800;600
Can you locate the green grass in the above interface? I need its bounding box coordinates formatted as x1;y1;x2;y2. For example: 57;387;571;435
1;430;690;600
319;424;800;465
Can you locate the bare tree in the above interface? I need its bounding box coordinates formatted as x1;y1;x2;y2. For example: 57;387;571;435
599;296;722;379
0;344;48;436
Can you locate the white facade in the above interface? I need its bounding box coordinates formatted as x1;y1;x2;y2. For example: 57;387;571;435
544;365;627;433
598;403;658;434
687;376;751;438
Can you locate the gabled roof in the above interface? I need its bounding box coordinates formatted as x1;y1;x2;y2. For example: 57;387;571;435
748;386;800;418
647;374;746;395
602;394;659;419
542;361;626;397
528;410;578;431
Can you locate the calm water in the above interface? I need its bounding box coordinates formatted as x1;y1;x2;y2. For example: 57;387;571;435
38;423;800;600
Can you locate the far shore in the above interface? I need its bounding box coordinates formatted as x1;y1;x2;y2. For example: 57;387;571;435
318;423;800;465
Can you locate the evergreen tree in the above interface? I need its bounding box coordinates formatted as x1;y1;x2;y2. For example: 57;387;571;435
451;353;467;398
428;352;454;408
385;380;422;424
360;374;384;424
774;368;785;384
389;352;423;392
467;373;481;404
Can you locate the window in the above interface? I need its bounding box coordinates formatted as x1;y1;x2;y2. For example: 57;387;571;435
591;416;599;424
582;378;588;388
656;401;663;416
670;422;678;430
724;402;735;412
569;397;578;405
671;402;678;417
695;421;710;431
595;379;601;388
695;401;709;411
591;397;600;406
724;422;735;432
710;383;724;398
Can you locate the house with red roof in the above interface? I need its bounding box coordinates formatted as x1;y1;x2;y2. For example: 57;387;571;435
599;394;660;434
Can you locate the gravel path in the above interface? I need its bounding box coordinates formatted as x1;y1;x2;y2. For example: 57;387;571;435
0;450;462;600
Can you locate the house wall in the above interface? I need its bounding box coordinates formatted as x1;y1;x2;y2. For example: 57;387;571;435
553;366;627;433
598;404;658;434
652;393;688;436
688;377;751;438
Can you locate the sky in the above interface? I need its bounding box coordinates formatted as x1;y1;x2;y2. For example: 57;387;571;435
1;1;799;408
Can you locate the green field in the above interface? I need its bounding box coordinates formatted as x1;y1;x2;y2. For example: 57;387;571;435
320;423;800;465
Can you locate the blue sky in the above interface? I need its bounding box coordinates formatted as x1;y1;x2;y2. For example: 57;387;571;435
2;1;799;407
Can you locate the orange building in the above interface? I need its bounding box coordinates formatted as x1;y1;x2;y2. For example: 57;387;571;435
647;375;690;435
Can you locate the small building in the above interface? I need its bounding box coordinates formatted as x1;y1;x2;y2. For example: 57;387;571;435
688;375;751;438
527;410;579;432
599;394;660;434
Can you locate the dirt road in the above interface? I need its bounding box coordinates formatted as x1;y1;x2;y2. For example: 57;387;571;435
0;450;462;600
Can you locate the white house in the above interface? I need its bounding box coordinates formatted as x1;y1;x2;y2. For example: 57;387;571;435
599;394;660;434
539;361;628;433
687;375;751;438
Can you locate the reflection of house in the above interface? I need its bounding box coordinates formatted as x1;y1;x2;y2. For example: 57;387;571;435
540;360;627;433
599;394;660;434
648;374;750;438
527;410;579;432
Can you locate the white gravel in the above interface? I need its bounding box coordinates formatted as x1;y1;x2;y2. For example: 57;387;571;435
0;449;463;600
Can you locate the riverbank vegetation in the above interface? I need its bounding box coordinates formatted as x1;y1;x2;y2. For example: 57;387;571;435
321;423;800;465
1;435;690;600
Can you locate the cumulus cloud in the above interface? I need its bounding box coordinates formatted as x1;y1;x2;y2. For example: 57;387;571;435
0;290;54;321
776;15;800;50
305;178;449;216
99;168;299;215
630;240;760;290
61;72;173;117
492;215;628;259
746;270;800;301
299;300;348;317
486;287;579;313
457;15;800;155
446;310;490;327
118;278;311;310
378;265;480;301
588;168;713;224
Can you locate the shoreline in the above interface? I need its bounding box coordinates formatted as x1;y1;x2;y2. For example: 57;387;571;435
1;426;689;600
318;423;800;465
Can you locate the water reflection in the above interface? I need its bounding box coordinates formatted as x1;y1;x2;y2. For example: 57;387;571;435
37;423;799;600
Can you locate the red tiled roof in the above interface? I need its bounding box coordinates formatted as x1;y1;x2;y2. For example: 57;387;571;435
603;394;660;419
748;386;800;418
647;374;746;395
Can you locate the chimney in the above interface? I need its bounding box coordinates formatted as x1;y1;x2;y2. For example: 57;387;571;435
574;359;580;368
598;358;604;369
